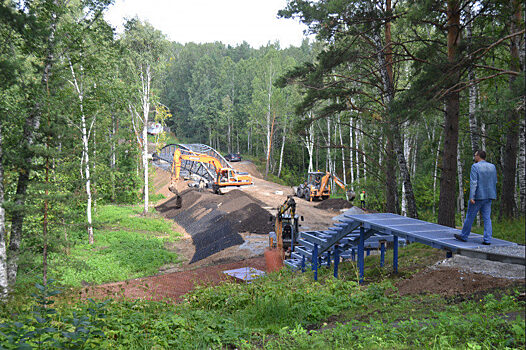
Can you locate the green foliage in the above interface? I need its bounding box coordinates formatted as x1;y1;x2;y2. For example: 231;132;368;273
2;273;524;349
94;205;175;235
0;280;108;349
11;205;181;289
185;269;361;331
471;217;525;245
49;229;179;287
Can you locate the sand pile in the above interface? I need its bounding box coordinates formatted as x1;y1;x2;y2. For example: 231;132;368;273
315;198;354;210
156;189;274;263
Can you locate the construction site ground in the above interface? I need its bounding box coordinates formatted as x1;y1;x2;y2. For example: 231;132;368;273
83;161;524;302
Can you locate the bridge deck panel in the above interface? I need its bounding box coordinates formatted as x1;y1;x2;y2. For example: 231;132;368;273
344;213;516;252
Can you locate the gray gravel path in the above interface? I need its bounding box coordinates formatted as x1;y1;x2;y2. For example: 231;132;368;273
434;254;526;280
472;244;525;258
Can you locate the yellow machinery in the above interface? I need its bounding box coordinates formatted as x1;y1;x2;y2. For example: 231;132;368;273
169;148;253;205
270;196;300;256
295;171;349;201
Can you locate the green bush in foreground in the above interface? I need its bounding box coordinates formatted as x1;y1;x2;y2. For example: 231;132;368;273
2;269;523;349
0;281;108;349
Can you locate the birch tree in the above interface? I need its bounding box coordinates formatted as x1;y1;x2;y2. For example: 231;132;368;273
303;112;315;173
279;0;416;216
1;0;113;291
501;0;524;218
250;47;285;178
122;19;167;215
67;59;96;244
519;116;525;213
0;125;7;299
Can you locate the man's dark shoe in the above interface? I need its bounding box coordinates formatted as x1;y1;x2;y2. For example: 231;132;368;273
482;241;491;245
454;234;467;242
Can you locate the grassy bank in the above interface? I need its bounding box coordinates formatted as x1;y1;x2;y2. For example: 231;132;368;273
15;205;182;290
1;263;524;349
53;205;181;287
2;207;524;349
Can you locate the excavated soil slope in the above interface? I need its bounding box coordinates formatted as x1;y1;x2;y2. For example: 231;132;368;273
315;198;354;210
156;189;274;263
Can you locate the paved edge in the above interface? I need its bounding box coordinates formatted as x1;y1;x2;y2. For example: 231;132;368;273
457;248;526;266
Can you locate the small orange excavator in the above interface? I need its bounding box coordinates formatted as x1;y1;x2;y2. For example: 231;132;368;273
169;148;253;205
295;171;353;201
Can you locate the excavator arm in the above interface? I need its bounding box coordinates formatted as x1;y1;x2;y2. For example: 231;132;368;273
171;148;252;192
332;174;347;190
319;172;346;193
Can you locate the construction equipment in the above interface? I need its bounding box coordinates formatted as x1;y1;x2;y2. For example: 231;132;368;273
295;171;351;201
169;148;253;198
270;196;300;251
269;195;301;264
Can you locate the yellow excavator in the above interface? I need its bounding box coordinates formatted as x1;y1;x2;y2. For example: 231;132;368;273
169;148;253;206
270;195;300;252
295;171;353;202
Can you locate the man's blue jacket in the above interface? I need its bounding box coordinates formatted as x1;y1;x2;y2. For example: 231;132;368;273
469;160;497;200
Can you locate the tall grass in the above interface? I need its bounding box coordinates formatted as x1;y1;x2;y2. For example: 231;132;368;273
47;205;181;287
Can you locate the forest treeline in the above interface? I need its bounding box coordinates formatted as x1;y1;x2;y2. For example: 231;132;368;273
0;0;524;297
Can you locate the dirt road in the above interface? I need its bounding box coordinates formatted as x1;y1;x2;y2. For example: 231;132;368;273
152;161;346;271
81;161;522;303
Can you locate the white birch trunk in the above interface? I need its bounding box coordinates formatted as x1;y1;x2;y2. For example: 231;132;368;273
355;122;360;182
467;4;480;152
519;116;525;213
303;112;315;173
69;60;94;244
401;126;410;216
0;127;8;299
141;65;151;215
411;134;418;178
360;120;366;184
277;122;287;178
110;113;116;202
349;119;354;188
433;133;441;216
457;140;465;222
338;115;348;199
81;113;94;244
92;120;97;212
326;117;332;173
265;63;273;177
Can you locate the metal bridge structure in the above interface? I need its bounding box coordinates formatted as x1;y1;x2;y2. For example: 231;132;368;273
153;143;232;183
285;212;521;282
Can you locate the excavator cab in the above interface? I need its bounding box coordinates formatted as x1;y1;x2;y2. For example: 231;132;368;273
296;171;349;201
217;168;238;185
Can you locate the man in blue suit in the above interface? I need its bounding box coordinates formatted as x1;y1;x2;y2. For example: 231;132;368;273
454;150;497;245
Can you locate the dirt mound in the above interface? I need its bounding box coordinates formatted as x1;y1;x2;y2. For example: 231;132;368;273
395;267;521;297
155;188;273;263
81;257;267;302
227;203;275;234
231;161;263;179
315;198;354;210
